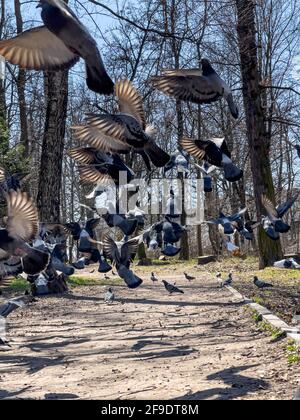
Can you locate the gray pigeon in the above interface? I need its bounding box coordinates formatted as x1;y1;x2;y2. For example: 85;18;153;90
104;287;114;304
253;276;273;290
222;273;233;287
206;208;247;235
102;233;143;289
261;193;299;235
0;190;50;276
151;272;158;283
0;0;114;95
184;272;195;281
72;80;170;170
151;59;239;119
0;294;33;318
162;280;184;294
180;137;243;183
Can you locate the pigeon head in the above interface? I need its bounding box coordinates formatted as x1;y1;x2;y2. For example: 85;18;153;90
201;59;215;76
253;276;258;282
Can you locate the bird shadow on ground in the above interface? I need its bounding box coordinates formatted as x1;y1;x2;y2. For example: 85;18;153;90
44;392;79;400
19;337;91;352
0;386;31;400
124;345;197;360
0;354;70;375
132;339;174;351
174;365;268;400
119;298;244;308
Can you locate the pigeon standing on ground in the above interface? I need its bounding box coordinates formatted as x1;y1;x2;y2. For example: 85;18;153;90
184;272;195;281
180;137;243;183
222;273;233;287
104;287;114;304
216;272;222;287
72;79;170;170
151;272;158;283
151;59;239;119
0;0;114;95
162;280;184;294
253;276;273;290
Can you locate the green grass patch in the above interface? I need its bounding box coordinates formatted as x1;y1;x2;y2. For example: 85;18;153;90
285;340;300;364
2;277;29;293
68;276;124;288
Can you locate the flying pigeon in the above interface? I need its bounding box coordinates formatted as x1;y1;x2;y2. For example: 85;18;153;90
206;208;247;235
68;148;135;187
151;59;239;119
162;280;184;294
274;258;300;270
0;294;33;318
104;287;114;304
0;191;50;275
261;193;299;235
0;166;30;192
253;276;273;290
0;0;114;95
180;137;243;183
72;79;170;170
102;233;143;289
65;218;101;253
164;150;189;174
184;272;195;281
151;272;158;283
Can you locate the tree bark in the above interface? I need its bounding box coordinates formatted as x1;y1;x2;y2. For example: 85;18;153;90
235;0;283;268
37;70;69;223
14;0;29;157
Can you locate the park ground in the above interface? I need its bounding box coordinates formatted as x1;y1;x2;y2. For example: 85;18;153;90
0;258;300;400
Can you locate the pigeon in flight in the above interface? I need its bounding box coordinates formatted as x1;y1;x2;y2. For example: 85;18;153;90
206;208;247;235
68;148;135;187
164;150;189;174
0;166;30;192
287;140;300;159
102;233;143;289
72;79;170;170
162;280;184;294
184;272;195;281
104;287;115;304
261;193;299;236
180;137;243;183
151;59;239;119
0;191;49;275
0;0;114;95
253;276;273;290
0;294;33;318
64;218;101;253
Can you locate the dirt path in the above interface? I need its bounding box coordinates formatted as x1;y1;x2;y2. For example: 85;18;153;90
1;269;300;400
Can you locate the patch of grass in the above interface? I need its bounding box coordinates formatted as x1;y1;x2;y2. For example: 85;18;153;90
285;340;300;364
2;277;29;293
258;320;285;340
68;276;123;288
252;296;264;305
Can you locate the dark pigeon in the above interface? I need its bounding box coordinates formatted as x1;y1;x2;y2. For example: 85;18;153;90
0;0;114;95
162;280;184;294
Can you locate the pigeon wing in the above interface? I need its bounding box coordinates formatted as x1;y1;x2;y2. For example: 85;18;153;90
6;190;38;241
71;125;129;154
0;26;79;70
151;72;221;104
276;193;299;218
115;80;146;129
78;166;113;186
120;237;140;264
68;148;98;165
85;114;127;143
261;195;278;218
102;234;120;263
179;137;206;161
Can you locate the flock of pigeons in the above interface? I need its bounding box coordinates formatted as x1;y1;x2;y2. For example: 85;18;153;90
0;0;299;338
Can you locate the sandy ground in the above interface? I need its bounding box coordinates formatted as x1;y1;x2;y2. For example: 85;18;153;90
1;267;300;400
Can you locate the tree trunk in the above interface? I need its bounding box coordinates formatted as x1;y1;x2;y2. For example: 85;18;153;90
235;0;283;268
14;0;29;157
37;70;69;223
